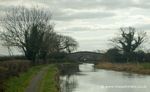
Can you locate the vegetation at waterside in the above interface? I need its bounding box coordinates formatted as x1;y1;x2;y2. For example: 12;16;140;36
96;62;150;75
95;27;150;74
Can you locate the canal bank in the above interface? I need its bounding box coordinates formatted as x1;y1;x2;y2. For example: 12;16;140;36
4;65;60;92
95;62;150;75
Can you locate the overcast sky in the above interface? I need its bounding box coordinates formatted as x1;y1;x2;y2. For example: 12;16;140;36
0;0;150;55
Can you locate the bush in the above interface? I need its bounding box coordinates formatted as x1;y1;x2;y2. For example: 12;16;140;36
0;56;26;62
0;60;31;92
0;60;31;76
0;66;8;91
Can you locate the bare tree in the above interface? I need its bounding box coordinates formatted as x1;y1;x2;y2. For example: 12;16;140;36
57;35;78;53
39;31;58;61
64;36;78;53
0;6;54;63
111;27;146;62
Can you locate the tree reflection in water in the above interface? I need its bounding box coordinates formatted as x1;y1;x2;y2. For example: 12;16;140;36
58;64;79;92
60;75;78;92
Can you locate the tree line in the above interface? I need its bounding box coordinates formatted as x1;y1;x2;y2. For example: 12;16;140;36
0;6;149;64
0;7;78;64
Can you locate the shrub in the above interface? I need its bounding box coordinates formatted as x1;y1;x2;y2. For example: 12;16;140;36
0;60;31;91
0;60;31;76
0;56;26;62
0;66;8;91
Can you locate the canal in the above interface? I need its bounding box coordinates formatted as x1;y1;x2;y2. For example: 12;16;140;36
60;63;150;92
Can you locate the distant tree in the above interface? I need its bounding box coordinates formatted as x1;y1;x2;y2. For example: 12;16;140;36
57;35;78;53
63;36;78;53
111;27;146;62
106;48;122;62
134;50;145;62
0;6;54;64
145;53;150;62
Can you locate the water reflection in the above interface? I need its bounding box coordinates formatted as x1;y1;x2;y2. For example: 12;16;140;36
59;63;150;92
60;75;77;92
122;72;146;78
59;63;95;92
58;63;79;92
57;64;79;76
79;63;95;72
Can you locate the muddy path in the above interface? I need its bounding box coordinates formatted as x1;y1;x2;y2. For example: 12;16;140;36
25;66;49;92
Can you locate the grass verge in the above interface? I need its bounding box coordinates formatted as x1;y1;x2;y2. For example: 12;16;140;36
95;62;150;75
39;65;59;92
5;65;44;92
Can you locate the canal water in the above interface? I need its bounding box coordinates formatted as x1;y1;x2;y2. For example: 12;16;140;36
60;63;150;92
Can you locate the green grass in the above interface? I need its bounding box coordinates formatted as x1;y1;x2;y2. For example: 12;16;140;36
141;63;150;69
5;65;44;92
39;65;59;92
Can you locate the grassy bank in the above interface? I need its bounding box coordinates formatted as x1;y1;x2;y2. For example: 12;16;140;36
39;65;59;92
95;62;150;75
5;65;44;92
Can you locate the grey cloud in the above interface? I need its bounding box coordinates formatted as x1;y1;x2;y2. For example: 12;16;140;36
54;11;115;21
0;0;150;51
49;0;150;10
24;0;134;10
1;0;149;11
0;5;12;11
60;26;114;32
54;0;133;9
0;5;15;18
135;23;150;31
64;27;94;32
45;0;138;9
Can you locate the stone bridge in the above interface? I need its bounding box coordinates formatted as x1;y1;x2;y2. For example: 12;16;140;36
67;51;103;63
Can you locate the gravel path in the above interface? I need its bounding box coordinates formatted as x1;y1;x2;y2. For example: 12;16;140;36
25;66;49;92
